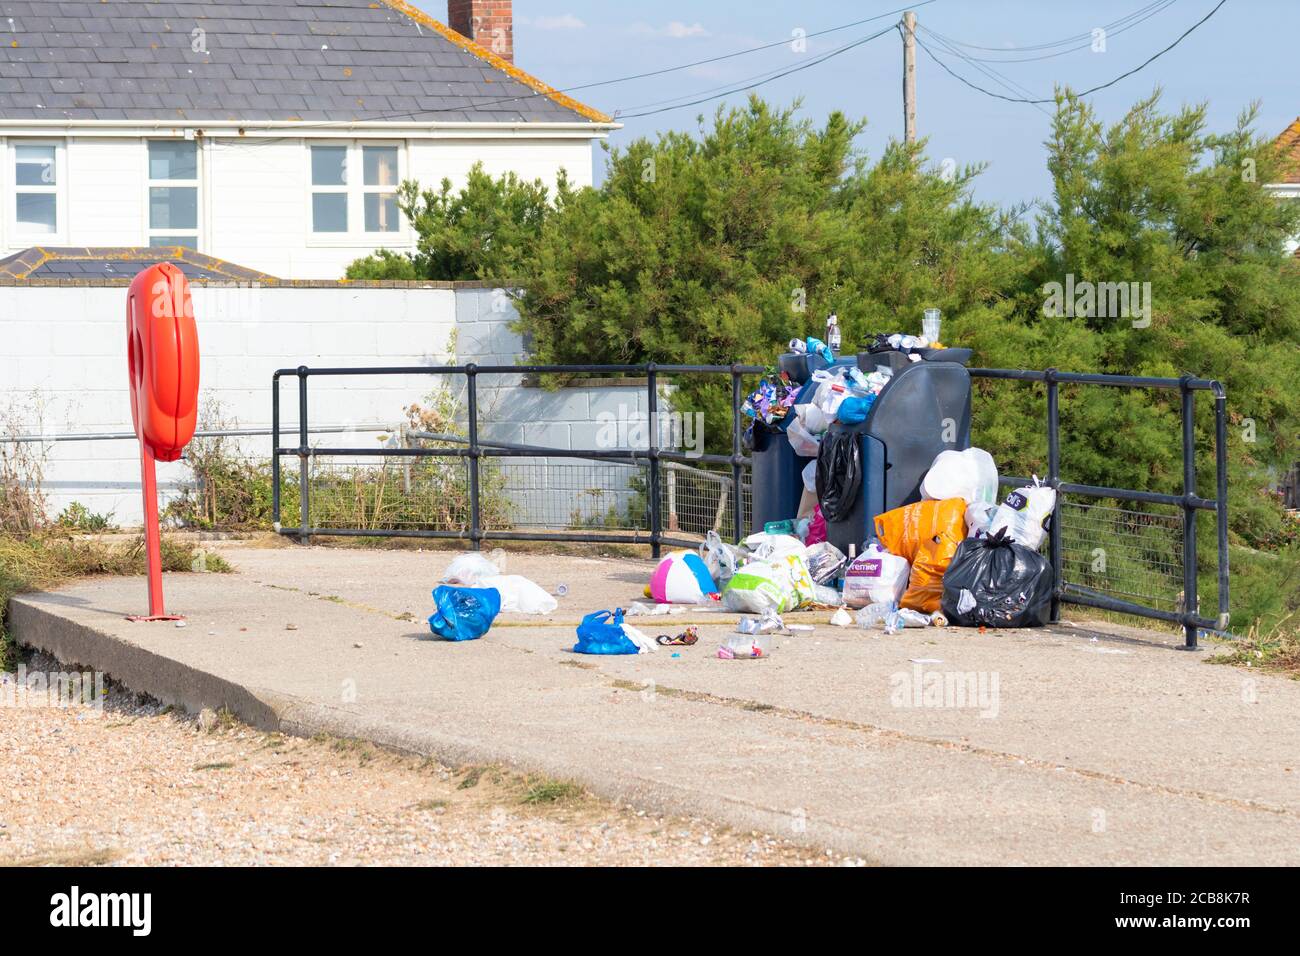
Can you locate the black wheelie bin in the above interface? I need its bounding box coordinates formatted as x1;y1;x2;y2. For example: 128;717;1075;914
816;357;972;558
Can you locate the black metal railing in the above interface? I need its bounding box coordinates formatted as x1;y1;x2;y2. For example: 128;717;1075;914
969;368;1229;649
272;362;1229;649
271;363;764;556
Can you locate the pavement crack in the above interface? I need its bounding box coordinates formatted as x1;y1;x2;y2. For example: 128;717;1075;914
609;679;1300;819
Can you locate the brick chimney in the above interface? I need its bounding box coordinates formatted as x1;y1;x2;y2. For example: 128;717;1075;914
448;1;514;63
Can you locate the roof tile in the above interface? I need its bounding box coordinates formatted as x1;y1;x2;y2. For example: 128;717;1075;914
0;0;608;123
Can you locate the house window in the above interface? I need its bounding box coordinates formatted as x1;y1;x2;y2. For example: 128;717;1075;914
311;145;349;233
310;142;403;238
363;146;399;233
148;140;199;249
13;142;61;237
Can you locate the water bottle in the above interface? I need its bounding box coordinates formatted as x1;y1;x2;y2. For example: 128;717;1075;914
825;312;841;355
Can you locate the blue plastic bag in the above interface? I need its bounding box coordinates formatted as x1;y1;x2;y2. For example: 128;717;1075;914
428;585;501;642
573;609;639;655
837;393;876;425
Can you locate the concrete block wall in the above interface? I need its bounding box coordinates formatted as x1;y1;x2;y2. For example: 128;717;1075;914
1;282;648;530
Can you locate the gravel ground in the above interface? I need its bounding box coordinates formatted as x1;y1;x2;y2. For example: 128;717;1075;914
0;651;861;867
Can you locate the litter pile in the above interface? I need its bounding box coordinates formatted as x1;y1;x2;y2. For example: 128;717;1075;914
426;316;1059;657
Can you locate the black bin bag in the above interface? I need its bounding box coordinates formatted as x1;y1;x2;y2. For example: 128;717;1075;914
941;528;1054;628
815;429;862;522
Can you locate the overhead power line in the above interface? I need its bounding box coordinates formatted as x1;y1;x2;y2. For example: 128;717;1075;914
921;0;1182;64
615;25;899;119
914;0;1228;105
929;0;1174;53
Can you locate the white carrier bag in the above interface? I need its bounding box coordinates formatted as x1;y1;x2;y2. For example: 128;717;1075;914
987;476;1056;551
841;543;911;609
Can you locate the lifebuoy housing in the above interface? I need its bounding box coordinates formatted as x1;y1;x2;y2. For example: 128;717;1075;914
126;262;199;462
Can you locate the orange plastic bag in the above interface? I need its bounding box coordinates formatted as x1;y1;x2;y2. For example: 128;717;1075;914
873;498;967;613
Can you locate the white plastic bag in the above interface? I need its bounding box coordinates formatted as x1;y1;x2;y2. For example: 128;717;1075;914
441;551;503;586
842;543;911;609
741;532;807;563
965;500;998;538
786;416;821;458
480;574;557;614
802;459;818;494
699;530;743;590
921;448;999;505
795;402;831;435
722;561;798;614
620;621;656;654
987;477;1056;551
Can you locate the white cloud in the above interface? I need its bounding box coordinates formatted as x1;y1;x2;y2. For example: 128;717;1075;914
631;21;711;39
531;14;586;31
664;21;710;39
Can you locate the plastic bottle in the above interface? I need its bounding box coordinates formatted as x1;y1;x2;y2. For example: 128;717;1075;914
825;312;841;356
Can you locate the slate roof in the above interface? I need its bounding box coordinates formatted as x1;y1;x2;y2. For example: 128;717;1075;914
0;0;609;124
0;246;278;281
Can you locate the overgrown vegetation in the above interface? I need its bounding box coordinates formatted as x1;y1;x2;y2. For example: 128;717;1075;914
167;391;514;534
0;411;231;669
0;532;228;670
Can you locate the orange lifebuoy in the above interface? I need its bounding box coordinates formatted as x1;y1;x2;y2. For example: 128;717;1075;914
126;263;199;462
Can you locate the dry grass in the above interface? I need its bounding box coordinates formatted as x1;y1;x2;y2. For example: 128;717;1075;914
0;532;231;669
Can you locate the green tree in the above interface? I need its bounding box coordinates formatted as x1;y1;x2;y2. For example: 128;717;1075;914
515;97;1027;449
345;163;565;281
961;91;1300;548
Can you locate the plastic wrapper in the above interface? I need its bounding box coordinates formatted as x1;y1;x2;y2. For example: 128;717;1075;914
804;540;848;585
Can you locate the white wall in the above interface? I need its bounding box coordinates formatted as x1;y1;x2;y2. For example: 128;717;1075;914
2;285;456;525
1;284;646;528
0;133;596;280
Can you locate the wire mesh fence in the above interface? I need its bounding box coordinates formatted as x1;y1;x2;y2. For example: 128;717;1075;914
298;454;753;541
1057;498;1185;613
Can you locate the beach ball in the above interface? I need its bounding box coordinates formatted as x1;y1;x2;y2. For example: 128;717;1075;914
649;550;719;604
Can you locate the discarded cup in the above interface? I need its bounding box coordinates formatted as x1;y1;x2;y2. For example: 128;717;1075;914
719;633;772;659
555;583;569;597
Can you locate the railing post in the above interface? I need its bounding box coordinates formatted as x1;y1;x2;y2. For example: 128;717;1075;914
731;365;744;542
466;364;482;551
271;371;281;530
1213;383;1230;631
646;363;661;559
1180;377;1199;649
296;365;310;546
1045;368;1062;623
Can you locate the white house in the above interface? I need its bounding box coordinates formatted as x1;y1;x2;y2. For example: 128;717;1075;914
1267;117;1300;256
0;0;616;279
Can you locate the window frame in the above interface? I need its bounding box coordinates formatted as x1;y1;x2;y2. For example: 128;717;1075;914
7;139;66;244
144;138;202;251
305;140;409;247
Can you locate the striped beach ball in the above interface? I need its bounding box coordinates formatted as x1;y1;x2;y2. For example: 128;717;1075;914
649;550;719;604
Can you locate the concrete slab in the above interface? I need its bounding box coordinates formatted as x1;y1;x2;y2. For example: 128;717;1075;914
10;542;1300;865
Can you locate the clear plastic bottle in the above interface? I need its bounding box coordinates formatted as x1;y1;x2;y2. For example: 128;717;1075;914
825;312;841;355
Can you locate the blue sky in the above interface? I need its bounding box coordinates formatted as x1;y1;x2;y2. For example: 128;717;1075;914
417;1;1296;208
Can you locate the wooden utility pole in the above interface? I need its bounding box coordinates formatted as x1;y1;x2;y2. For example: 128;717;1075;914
903;10;916;143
